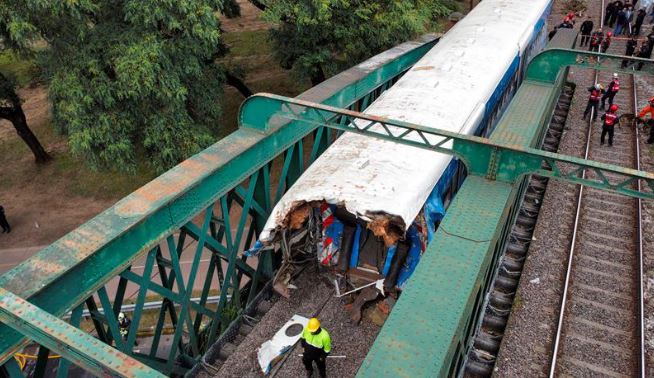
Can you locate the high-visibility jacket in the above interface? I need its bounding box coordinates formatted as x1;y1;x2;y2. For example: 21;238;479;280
603;112;618;127
589;89;601;101
609;79;620;92
590;32;603;46
302;327;331;353
638;104;654;119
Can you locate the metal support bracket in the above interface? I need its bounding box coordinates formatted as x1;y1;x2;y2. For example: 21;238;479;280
241;93;654;199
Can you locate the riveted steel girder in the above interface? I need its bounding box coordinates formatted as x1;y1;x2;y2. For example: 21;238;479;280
241;93;654;199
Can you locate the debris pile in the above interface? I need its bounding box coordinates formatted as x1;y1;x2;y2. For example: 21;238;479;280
249;199;442;324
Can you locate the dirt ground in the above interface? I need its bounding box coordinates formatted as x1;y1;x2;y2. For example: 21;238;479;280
220;0;269;32
0;87;116;250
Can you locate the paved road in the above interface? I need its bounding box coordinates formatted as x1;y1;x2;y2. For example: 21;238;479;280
0;227;257;303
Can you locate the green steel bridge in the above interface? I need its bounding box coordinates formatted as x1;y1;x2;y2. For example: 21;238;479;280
0;31;653;377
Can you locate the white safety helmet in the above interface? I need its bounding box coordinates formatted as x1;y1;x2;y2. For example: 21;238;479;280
118;312;125;321
594;83;601;90
613;73;618;78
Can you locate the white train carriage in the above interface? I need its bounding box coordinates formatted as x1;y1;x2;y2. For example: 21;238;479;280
256;0;552;293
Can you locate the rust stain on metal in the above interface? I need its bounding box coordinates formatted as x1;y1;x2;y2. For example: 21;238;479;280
30;257;68;277
365;114;390;123
368;217;402;247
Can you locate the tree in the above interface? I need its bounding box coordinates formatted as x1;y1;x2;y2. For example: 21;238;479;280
0;71;51;163
262;0;453;85
1;0;246;172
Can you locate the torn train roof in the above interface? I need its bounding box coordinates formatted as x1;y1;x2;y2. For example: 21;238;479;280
260;0;550;242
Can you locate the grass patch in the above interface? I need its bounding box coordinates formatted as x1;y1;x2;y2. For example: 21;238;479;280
223;29;272;56
52;153;157;199
0;120;156;199
0;50;39;87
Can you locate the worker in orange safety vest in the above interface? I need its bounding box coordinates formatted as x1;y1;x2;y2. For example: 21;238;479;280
600;104;619;146
583;83;604;121
600;73;620;110
636;96;654;144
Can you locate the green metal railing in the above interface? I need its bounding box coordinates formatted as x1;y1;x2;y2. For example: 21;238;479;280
0;36;437;376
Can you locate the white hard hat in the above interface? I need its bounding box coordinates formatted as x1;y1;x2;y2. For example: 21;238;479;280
613;73;618;78
118;312;125;321
595;83;601;90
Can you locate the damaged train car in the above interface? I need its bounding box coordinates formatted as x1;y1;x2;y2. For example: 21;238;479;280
249;0;551;318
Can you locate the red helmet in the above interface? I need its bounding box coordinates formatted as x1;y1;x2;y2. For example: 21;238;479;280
568;12;575;18
610;104;619;112
607;31;613;37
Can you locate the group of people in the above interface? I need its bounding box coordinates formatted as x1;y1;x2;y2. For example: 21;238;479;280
605;1;646;35
583;73;654;147
572;14;616;52
568;0;654;62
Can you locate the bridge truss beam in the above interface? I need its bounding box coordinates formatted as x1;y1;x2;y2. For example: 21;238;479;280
242;93;654;199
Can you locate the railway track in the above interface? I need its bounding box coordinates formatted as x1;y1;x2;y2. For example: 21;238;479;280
548;22;646;376
464;84;574;377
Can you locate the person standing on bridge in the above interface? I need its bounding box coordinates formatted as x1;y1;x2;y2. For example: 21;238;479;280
600;73;620;110
600;104;620;146
636;96;654;144
580;16;594;46
0;206;10;234
301;317;331;378
583;83;603;122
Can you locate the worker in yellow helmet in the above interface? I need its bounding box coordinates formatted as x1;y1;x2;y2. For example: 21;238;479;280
301;317;331;378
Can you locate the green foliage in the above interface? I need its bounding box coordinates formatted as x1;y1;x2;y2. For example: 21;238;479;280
262;0;453;83
1;0;231;172
0;50;38;87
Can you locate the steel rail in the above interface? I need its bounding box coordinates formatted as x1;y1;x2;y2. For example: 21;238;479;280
632;69;646;378
547;68;597;378
548;5;604;375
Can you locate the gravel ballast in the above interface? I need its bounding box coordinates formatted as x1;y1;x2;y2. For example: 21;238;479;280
213;269;382;377
494;1;654;375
